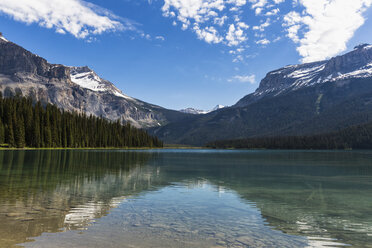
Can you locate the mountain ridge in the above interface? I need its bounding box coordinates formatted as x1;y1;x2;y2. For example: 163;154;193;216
0;35;190;128
236;44;372;107
151;44;372;145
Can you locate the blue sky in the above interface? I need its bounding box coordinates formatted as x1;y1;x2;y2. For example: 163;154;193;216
1;0;372;110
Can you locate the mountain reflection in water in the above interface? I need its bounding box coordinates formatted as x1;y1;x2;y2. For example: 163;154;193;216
0;150;371;247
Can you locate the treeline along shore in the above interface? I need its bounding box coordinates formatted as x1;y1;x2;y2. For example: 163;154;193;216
0;94;163;148
206;122;372;150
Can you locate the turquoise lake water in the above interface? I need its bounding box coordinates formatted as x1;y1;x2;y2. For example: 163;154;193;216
0;149;372;247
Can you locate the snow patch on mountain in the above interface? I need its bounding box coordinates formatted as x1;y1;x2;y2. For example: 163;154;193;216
212;104;225;111
0;36;8;42
0;33;8;42
354;44;372;50
287;64;326;79
113;90;133;99
70;66;135;101
330;62;372;81
70;70;104;92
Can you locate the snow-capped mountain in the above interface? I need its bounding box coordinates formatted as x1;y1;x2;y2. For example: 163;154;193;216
179;105;225;114
153;44;372;145
0;35;188;128
236;43;372;107
211;104;225;111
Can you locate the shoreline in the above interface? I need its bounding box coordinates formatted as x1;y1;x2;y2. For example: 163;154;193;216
0;146;206;151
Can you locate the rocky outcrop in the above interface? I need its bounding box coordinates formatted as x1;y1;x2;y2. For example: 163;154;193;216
0;38;70;79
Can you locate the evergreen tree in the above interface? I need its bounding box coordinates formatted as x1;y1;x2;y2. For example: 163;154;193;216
0;119;4;144
14;116;26;148
32;108;41;147
5;123;15;147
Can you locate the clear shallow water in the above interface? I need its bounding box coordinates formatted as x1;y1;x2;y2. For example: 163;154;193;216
0;150;372;247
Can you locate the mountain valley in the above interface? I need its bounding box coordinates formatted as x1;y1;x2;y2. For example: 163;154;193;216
1;34;372;146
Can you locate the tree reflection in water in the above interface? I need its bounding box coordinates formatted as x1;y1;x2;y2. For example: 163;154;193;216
0;150;371;247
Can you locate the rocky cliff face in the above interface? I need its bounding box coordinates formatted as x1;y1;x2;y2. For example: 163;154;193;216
0;36;188;128
0;38;70;79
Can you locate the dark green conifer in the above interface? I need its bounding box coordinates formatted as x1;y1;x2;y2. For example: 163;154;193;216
5;122;15;147
0;119;4;144
14;116;26;148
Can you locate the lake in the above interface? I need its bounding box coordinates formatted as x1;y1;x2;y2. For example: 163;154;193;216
0;149;372;247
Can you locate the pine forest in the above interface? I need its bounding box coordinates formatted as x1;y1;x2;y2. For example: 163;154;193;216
0;94;163;148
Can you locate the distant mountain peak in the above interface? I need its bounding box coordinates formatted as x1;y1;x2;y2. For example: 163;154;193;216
179;108;208;115
0;32;8;43
179;104;225;114
212;104;225;111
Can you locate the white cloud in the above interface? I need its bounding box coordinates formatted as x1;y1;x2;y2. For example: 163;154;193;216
155;35;165;41
161;0;250;47
0;0;131;39
251;0;268;9
162;0;226;24
250;0;283;16
237;22;249;29
265;8;279;16
255;7;263;15
249;0;268;16
256;38;270;45
214;15;228;26
284;0;372;63
252;18;271;31
193;25;223;43
228;74;256;83
228;0;247;6
283;11;301;26
141;33;152;40
232;55;244;62
273;36;281;42
229;47;244;54
226;24;247;46
285;23;301;43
